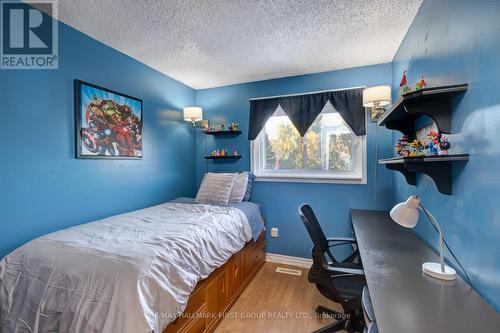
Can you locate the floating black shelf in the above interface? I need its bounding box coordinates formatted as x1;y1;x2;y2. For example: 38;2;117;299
378;154;469;195
377;84;468;139
203;130;242;136
204;155;242;160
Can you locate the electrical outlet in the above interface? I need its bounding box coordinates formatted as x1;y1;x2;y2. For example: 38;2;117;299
271;227;279;238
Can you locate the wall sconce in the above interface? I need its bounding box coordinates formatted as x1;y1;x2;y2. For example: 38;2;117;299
183;106;208;128
363;85;391;121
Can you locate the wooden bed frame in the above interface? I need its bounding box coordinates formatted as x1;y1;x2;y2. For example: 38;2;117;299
163;229;266;333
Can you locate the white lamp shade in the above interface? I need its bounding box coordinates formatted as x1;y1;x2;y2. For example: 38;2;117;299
389;195;420;228
363;85;391;107
183;106;203;122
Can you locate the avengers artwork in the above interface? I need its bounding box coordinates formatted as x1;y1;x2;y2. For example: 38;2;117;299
75;80;143;159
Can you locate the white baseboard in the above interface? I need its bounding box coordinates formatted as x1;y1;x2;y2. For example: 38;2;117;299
265;253;312;268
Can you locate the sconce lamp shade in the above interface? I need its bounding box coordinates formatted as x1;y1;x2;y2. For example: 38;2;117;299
363;85;391;107
389;195;420;228
183;106;203;122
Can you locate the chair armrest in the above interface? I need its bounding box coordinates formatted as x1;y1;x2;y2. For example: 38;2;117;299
325;238;360;264
327;237;357;243
327;241;357;248
326;266;364;275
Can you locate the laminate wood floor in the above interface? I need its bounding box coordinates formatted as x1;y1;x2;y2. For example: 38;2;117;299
214;262;348;333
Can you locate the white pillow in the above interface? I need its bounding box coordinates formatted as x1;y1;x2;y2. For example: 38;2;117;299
229;172;249;202
195;172;237;205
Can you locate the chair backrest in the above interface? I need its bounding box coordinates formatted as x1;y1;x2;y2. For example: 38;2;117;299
298;204;336;263
299;204;365;316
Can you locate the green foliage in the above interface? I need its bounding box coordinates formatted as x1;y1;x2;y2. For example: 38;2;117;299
265;114;354;172
328;134;354;171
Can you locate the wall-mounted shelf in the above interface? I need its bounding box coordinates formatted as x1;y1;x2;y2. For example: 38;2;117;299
377;84;468;139
202;128;242;172
379;154;469;195
204;155;242;160
203;130;241;136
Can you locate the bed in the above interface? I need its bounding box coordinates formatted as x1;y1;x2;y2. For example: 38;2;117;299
0;199;265;333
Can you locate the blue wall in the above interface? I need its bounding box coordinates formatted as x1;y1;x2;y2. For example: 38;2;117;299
3;0;497;311
195;64;395;258
392;0;500;310
0;20;196;257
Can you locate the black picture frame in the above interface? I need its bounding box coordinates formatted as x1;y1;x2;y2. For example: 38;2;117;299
74;80;143;159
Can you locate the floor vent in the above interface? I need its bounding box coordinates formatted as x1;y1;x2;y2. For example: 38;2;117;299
276;267;302;276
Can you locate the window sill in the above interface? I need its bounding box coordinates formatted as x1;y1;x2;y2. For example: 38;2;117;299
254;175;367;185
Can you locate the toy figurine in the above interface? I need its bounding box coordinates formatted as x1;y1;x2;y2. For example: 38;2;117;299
212;124;226;131
228;123;239;131
395;135;411;157
216;149;220;156
415;75;427;91
427;130;441;155
409;139;426;157
233;150;238;156
438;136;451;155
220;149;226;156
400;71;411;94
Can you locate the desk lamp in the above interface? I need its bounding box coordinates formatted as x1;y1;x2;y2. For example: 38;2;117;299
390;195;457;280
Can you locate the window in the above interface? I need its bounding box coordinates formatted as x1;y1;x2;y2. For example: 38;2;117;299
251;101;366;183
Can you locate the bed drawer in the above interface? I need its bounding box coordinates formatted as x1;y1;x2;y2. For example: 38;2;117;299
163;232;266;333
243;232;265;259
182;306;206;333
205;271;227;328
225;253;243;297
188;315;206;333
243;239;265;278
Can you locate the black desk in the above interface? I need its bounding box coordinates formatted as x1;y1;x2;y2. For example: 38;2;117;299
350;209;500;333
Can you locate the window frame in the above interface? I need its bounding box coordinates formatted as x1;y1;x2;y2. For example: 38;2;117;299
250;111;367;185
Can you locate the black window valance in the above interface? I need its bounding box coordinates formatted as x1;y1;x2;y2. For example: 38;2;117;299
248;88;365;140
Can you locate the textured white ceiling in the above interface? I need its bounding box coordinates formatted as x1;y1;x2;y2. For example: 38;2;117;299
46;0;422;89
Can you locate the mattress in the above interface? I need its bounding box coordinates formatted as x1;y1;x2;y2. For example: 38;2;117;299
170;197;264;241
0;202;253;333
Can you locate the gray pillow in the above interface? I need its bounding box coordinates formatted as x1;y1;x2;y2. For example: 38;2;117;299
229;172;249;202
196;172;237;205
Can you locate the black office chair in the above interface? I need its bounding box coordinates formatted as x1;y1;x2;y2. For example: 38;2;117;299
298;204;366;333
362;286;378;333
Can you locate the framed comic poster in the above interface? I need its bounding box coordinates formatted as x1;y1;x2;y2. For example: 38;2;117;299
75;80;143;159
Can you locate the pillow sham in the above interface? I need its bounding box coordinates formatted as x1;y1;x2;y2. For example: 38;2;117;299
229;172;249;202
195;172;237;205
243;171;255;201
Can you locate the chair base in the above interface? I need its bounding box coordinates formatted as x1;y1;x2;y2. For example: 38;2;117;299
312;318;346;333
316;305;341;317
313;305;365;333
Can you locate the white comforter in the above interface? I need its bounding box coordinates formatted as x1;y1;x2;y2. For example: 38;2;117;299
0;202;252;333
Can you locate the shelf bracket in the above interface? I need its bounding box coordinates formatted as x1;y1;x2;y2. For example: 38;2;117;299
404;161;452;195
404;98;452;134
385;120;416;140
385;164;416;186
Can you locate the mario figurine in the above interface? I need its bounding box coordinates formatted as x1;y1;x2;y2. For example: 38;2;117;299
427;130;441;155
